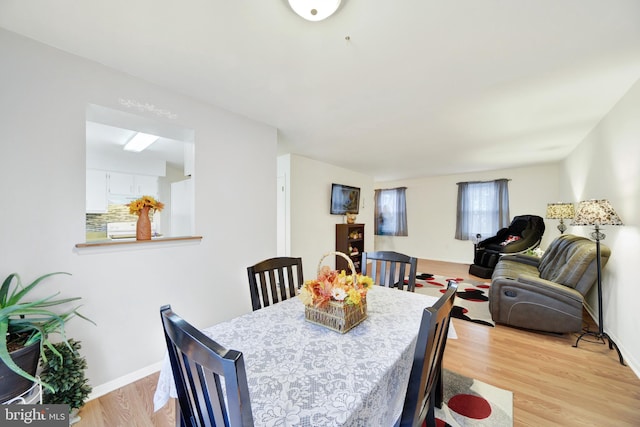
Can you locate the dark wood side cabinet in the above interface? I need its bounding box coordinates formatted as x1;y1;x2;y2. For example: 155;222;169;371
335;223;365;273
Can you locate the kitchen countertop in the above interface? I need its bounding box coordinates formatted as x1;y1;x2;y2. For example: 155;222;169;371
85;231;108;241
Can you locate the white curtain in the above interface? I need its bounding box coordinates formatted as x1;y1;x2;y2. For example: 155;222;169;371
455;179;509;240
374;187;408;236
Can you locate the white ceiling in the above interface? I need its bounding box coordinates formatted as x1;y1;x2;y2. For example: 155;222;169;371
86;121;186;170
2;0;639;181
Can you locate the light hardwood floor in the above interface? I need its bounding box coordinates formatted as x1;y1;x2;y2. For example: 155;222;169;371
76;259;640;426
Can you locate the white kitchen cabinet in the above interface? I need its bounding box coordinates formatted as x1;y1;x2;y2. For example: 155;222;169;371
135;174;159;197
86;169;108;213
108;172;135;195
108;172;158;198
184;142;194;177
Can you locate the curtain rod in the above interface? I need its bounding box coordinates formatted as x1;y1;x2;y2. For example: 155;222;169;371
374;186;408;191
456;178;511;185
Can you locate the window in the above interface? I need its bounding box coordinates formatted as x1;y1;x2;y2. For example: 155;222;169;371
374;187;408;236
455;179;510;240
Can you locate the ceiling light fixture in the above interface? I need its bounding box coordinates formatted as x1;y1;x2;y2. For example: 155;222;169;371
288;0;342;22
123;132;160;152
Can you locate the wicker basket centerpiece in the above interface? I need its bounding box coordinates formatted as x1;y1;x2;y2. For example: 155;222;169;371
298;252;373;333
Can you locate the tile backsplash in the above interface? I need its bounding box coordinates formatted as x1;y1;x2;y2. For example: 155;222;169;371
86;204;155;232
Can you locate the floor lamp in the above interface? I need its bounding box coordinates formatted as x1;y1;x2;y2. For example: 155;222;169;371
571;199;625;365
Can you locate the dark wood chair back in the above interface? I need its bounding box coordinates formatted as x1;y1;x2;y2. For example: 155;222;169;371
160;305;254;427
399;281;458;427
247;257;304;311
361;251;418;291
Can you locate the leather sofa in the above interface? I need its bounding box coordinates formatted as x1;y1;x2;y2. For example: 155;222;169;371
488;234;610;333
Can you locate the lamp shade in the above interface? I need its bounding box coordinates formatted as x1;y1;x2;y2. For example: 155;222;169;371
288;0;342;21
546;203;575;219
571;199;623;226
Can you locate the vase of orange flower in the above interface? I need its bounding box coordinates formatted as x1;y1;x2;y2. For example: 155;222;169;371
128;196;164;240
299;252;373;333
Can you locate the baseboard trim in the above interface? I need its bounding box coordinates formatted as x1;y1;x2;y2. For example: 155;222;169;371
87;361;163;401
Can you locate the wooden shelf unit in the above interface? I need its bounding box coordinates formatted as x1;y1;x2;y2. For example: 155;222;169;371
335;223;365;274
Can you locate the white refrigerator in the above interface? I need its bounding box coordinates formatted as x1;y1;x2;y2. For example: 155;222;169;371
170;178;194;236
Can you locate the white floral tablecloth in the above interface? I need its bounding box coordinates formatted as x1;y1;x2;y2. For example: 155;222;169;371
153;285;456;426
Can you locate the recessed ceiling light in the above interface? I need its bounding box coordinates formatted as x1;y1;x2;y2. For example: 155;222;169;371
123;132;160;152
288;0;342;22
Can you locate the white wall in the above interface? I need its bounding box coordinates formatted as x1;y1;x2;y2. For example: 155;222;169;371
287;155;375;277
0;29;277;394
373;163;561;264
562;77;640;375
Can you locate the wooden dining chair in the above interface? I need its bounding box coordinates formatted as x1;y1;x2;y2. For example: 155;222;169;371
398;281;458;427
361;251;418;291
247;256;304;311
160;305;254;427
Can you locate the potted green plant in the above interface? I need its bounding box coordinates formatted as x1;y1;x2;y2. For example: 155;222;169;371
41;339;92;424
0;271;93;402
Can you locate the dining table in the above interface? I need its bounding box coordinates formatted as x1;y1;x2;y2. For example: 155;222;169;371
153;284;456;426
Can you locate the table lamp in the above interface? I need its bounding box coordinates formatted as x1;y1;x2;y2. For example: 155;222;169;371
546;202;575;234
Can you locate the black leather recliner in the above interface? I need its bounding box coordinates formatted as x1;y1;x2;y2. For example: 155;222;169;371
468;215;545;279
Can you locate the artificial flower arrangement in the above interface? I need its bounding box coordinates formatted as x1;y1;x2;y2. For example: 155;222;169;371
524;247;545;258
128;195;165;215
299;265;374;309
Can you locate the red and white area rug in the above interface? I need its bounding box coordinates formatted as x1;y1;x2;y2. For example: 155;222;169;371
436;369;513;427
413;274;494;327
